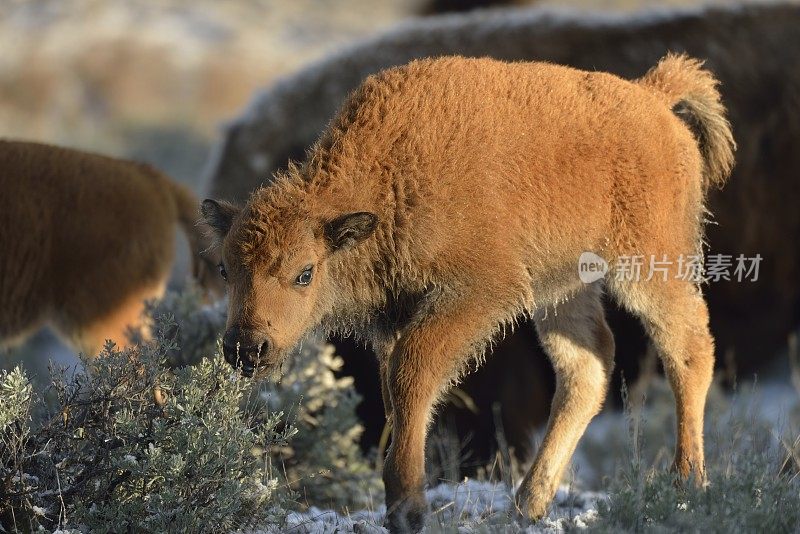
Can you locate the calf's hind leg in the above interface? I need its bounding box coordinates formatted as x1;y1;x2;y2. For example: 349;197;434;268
65;281;166;357
614;279;714;482
517;285;615;519
382;293;505;532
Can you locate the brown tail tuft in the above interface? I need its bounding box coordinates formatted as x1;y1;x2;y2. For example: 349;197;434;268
638;53;736;190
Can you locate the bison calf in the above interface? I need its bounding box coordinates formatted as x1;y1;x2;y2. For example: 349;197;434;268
0;140;214;356
203;55;734;531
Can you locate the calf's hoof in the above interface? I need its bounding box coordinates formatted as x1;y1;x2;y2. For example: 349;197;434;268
671;456;707;488
514;484;550;522
384;495;427;533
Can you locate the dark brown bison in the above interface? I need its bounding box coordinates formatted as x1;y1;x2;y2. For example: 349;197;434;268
0;140;214;356
418;0;533;16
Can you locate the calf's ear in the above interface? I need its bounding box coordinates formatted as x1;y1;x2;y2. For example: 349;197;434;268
324;212;378;251
201;199;240;239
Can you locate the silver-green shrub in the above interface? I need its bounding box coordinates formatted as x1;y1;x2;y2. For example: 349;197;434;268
0;320;293;532
260;341;382;508
156;287;381;510
589;379;800;533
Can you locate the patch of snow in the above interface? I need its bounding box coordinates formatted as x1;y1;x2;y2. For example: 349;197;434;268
255;480;603;533
31;505;48;516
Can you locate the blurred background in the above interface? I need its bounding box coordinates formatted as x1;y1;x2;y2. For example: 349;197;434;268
0;0;759;187
2;0;798;474
1;0;429;371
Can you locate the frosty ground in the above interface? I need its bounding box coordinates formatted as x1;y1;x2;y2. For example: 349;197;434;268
270;482;601;533
260;378;800;533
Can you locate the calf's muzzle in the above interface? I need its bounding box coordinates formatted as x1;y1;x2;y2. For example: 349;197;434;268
222;326;269;377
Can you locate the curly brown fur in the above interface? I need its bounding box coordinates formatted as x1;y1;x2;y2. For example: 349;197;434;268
204;55;733;530
0;140;213;356
202;5;800;468
204;2;799;372
639;53;735;189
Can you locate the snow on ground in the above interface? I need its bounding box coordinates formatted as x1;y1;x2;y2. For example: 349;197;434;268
260;482;604;533
260;376;799;533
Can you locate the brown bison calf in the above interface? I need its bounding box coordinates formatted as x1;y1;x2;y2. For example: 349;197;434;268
0;140;213;356
203;55;734;530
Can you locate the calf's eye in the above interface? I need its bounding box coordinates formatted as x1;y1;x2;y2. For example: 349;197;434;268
218;263;228;282
295;266;313;286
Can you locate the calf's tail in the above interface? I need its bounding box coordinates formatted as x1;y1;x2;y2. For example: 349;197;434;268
638;53;736;190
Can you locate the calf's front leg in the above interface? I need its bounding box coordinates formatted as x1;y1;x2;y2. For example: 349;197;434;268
382;294;499;533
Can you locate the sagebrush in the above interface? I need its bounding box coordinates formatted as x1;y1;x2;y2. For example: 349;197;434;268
157;287;381;509
0;319;293;532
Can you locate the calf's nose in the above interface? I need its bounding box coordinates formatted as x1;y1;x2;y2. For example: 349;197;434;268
222;326;268;377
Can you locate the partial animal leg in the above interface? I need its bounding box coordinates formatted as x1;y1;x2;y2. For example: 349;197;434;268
376;336;398;424
69;282;166;357
613;279;714;481
383;293;504;532
517;284;615;519
375;336;397;469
